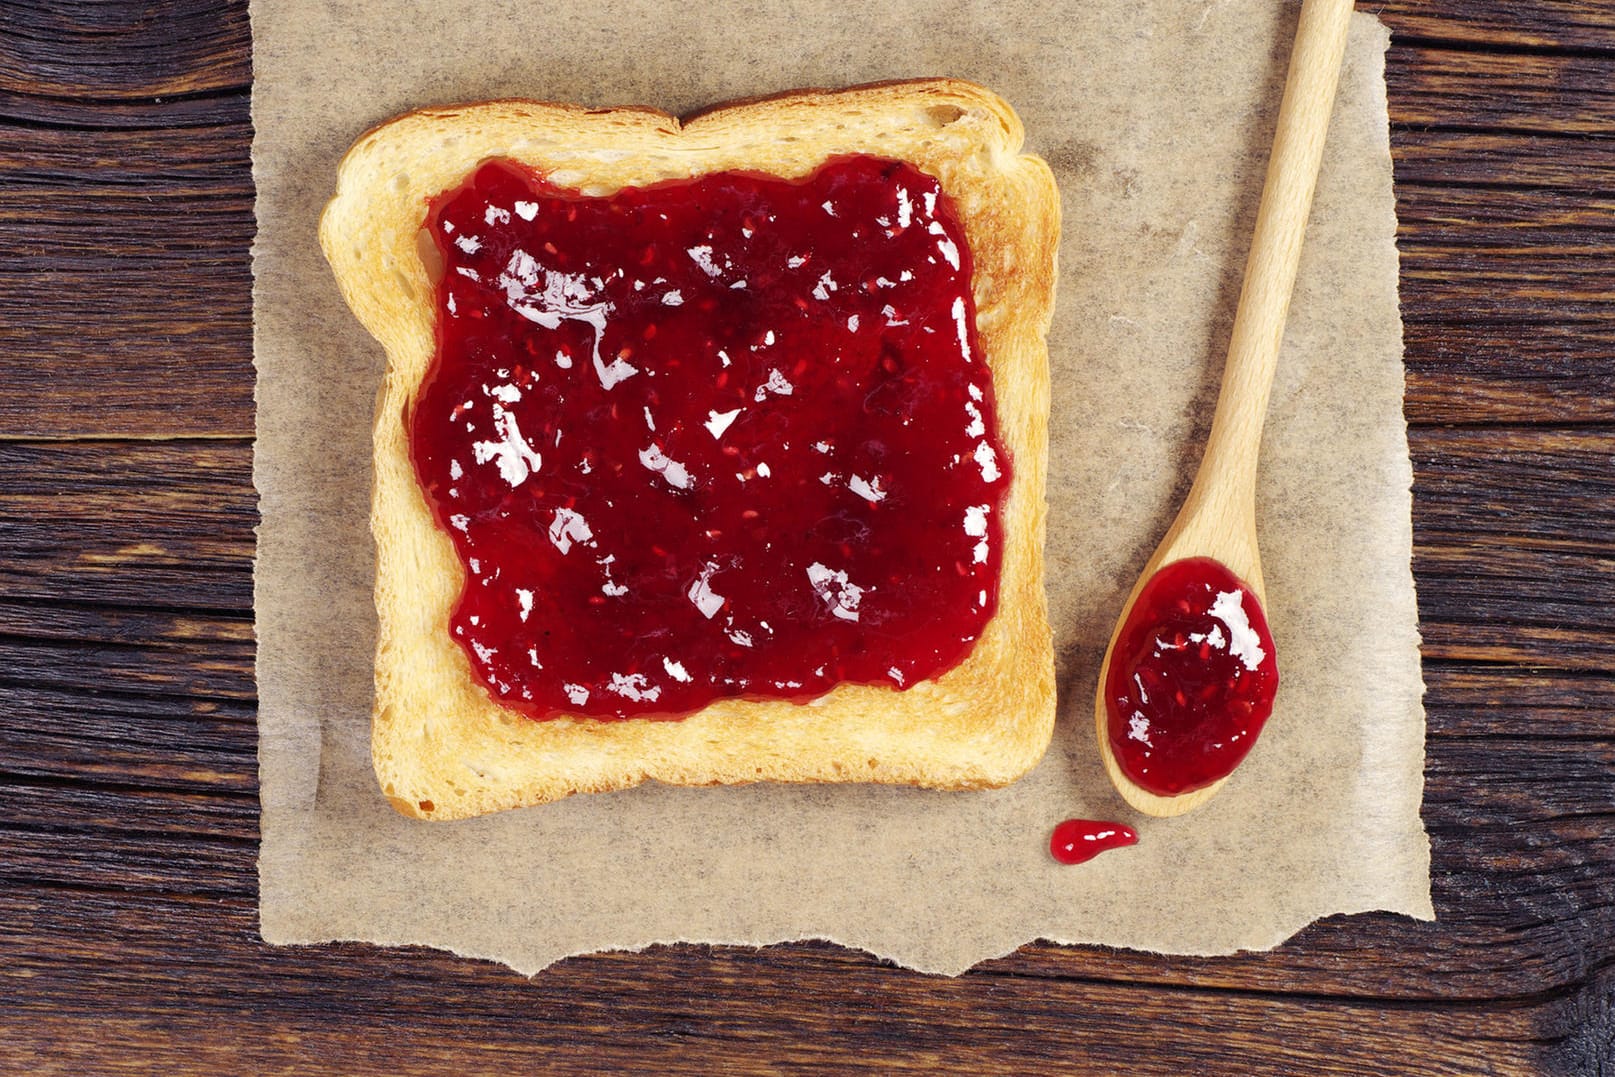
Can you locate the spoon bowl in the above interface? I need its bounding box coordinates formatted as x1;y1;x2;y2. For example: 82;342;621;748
1095;477;1266;817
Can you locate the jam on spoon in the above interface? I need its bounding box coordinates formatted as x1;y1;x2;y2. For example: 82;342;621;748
1103;557;1278;797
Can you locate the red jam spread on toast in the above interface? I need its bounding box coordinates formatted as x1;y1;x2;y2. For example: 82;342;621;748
412;157;1010;719
1049;818;1137;865
1103;557;1279;795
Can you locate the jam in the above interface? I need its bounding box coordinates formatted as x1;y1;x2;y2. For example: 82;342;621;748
412;157;1010;719
1104;557;1279;795
1049;819;1138;865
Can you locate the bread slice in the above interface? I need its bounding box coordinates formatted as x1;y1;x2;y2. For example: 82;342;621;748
320;79;1059;820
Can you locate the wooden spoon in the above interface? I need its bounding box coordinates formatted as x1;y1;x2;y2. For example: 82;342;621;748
1095;0;1357;817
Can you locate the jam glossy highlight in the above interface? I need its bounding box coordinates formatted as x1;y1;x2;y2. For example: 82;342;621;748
1104;557;1279;795
412;157;1011;719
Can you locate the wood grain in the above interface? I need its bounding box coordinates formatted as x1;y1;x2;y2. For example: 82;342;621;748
1371;2;1615;50
0;0;1612;1072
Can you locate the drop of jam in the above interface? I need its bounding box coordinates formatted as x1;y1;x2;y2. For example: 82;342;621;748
412;157;1011;719
1050;818;1138;865
1104;557;1279;796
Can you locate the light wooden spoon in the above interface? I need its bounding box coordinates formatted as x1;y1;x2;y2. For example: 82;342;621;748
1095;0;1356;817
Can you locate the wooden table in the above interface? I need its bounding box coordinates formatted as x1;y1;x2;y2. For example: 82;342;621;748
3;2;1611;1072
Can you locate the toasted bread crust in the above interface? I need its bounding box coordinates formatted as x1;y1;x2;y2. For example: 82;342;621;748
320;79;1059;820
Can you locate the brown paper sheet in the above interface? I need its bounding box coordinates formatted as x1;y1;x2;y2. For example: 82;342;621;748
253;0;1432;975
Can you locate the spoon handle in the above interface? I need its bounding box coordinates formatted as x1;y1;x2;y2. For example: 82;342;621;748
1196;0;1355;499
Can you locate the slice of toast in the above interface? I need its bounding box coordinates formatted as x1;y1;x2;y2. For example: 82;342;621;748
320;79;1059;820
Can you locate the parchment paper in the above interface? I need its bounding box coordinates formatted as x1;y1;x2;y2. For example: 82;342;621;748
253;0;1433;975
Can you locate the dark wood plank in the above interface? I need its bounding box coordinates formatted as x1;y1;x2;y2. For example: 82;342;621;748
0;121;248;187
0;683;254;793
0;85;247;129
1423;663;1615;738
1403;322;1615;425
0;174;254;438
1377;0;1615;52
0;0;254;438
1392;130;1615;194
0;0;249;99
1394;186;1615;326
1409;427;1615;670
0;440;254;610
1412;428;1615;551
1414;565;1615;668
1388;47;1615;135
0;603;253;702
